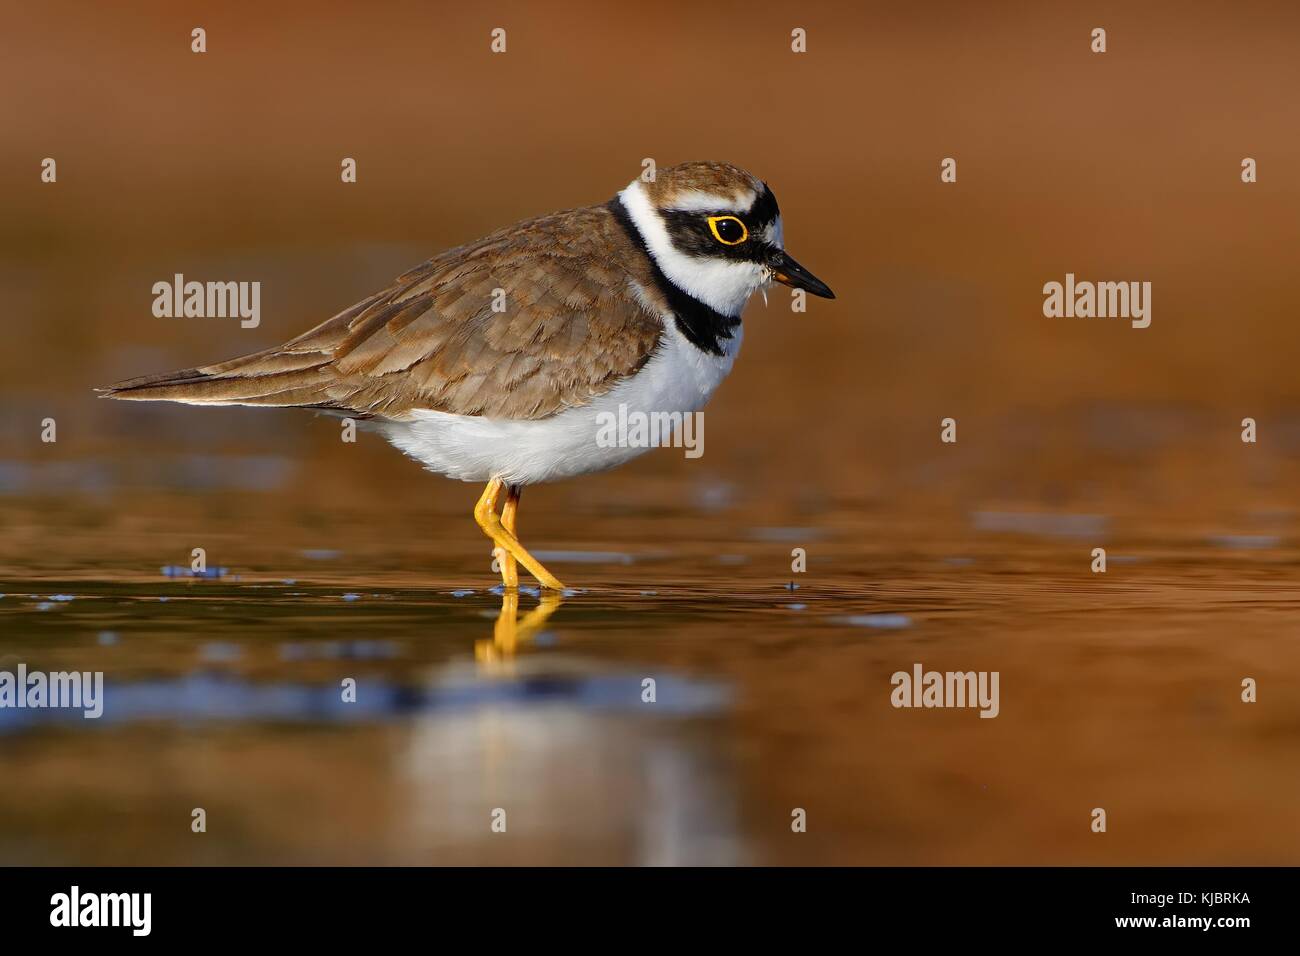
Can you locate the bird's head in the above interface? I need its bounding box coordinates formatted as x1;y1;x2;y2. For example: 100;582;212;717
616;160;835;318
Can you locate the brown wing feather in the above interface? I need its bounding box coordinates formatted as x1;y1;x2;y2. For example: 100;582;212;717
102;204;667;421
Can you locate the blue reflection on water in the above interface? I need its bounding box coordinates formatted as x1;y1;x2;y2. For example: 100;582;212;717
0;671;728;733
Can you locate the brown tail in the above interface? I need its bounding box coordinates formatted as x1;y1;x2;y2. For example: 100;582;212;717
99;351;337;408
98;291;387;408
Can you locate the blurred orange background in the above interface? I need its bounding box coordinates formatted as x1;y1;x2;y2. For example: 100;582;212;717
2;0;1299;523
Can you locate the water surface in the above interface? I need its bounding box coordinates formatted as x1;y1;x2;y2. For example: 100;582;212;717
3;492;1297;865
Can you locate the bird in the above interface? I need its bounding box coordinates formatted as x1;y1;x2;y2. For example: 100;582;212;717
102;161;835;591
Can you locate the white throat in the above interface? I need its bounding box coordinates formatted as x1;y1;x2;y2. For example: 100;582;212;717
617;179;767;319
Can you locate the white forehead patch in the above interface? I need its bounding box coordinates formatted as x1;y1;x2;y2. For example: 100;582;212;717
665;188;758;214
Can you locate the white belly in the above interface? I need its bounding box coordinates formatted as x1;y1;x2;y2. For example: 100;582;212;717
379;323;742;485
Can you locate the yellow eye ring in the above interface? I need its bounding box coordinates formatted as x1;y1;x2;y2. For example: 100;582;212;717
707;215;748;245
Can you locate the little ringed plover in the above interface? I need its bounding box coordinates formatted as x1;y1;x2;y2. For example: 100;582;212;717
103;161;835;590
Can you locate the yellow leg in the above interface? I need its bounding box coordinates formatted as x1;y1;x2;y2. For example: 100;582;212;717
473;478;566;591
494;485;520;590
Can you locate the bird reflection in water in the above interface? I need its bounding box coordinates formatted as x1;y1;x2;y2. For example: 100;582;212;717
474;591;564;666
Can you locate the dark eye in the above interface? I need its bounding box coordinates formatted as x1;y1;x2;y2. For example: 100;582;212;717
707;215;748;245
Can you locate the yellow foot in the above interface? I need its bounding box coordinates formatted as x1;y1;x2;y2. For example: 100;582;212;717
473;478;566;591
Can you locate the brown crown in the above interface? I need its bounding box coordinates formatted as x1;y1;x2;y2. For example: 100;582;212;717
641;160;764;208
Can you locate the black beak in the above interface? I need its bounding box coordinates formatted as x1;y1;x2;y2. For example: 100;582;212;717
767;250;835;299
